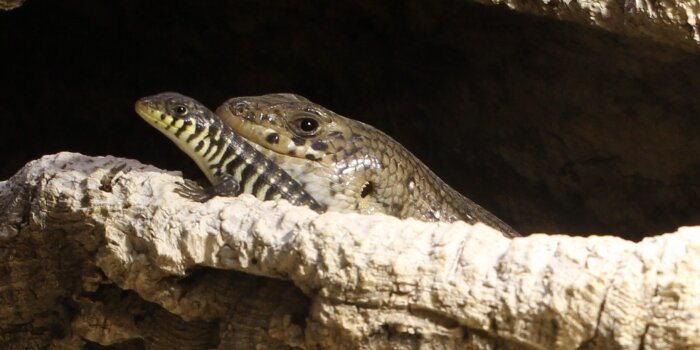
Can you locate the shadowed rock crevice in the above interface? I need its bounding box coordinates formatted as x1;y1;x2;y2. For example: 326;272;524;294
2;1;700;239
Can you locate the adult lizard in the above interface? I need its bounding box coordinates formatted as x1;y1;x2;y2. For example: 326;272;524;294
216;93;519;237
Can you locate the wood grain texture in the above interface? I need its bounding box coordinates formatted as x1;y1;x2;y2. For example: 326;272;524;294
1;153;699;349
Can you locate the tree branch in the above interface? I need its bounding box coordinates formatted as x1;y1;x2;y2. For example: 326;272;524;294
1;152;698;349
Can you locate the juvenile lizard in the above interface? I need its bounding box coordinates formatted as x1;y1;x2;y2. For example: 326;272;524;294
135;92;324;212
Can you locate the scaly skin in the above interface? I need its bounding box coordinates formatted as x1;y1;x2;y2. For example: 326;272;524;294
135;92;323;212
216;93;519;237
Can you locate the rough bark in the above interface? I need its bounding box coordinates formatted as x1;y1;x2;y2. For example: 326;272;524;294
0;0;23;10
1;153;699;349
473;0;700;53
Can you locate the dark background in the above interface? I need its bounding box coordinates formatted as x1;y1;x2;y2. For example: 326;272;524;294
3;0;700;239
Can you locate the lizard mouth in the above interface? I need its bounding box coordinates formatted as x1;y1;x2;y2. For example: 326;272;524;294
134;99;184;131
134;100;163;125
135;100;191;139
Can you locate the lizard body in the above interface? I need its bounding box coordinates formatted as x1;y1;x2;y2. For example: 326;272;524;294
216;93;519;237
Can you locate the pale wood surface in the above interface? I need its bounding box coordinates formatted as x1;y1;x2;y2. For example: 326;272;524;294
1;153;698;349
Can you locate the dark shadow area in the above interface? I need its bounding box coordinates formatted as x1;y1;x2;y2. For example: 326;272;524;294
83;339;146;350
2;0;700;239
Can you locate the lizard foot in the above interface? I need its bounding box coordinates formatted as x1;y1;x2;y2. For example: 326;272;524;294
174;175;241;202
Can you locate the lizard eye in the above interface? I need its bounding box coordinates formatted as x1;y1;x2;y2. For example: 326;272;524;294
173;105;188;116
291;115;321;136
299;118;318;132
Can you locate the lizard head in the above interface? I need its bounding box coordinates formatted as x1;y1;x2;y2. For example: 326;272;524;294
135;92;228;183
216;93;352;162
135;92;218;133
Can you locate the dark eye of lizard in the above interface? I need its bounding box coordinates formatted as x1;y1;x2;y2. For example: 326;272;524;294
174;105;188;116
298;118;319;133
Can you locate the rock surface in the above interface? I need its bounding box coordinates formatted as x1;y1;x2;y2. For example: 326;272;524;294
1;153;699;349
